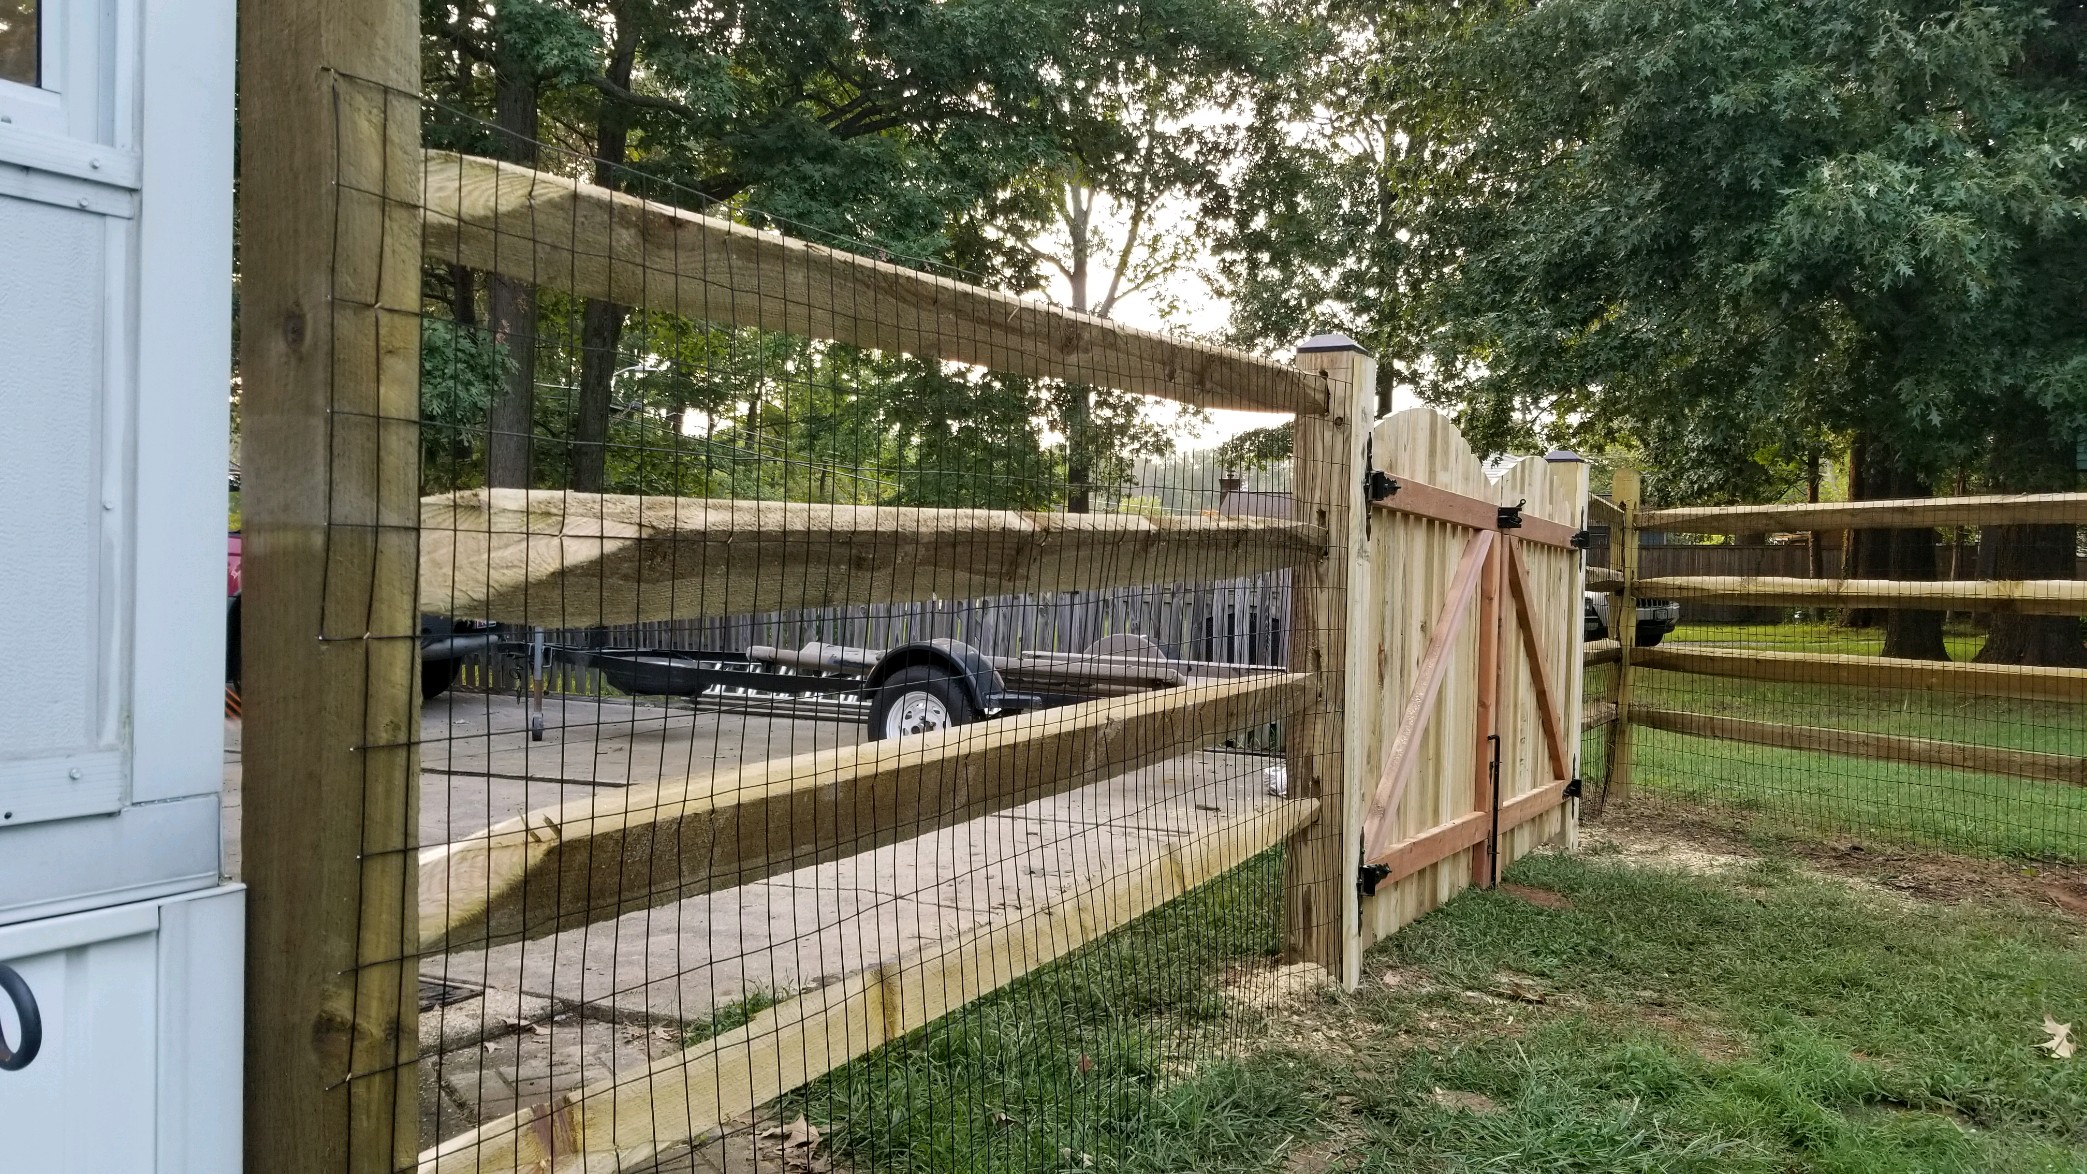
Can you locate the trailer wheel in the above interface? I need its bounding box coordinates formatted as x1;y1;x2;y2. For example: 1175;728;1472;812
869;666;976;740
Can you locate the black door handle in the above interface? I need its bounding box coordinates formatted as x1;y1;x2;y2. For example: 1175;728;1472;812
0;963;41;1071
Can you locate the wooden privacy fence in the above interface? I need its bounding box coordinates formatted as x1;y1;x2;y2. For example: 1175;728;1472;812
1586;481;2087;800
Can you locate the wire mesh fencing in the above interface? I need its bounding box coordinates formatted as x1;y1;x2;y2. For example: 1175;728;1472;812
1583;512;2087;863
389;87;1346;1173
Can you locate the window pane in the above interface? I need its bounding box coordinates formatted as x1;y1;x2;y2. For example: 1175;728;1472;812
0;0;37;88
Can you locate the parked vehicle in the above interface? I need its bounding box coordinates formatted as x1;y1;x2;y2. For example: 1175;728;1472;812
225;532;499;699
1583;591;1681;648
581;634;1279;740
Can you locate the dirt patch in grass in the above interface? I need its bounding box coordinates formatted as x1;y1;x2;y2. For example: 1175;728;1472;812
1224;960;1335;1014
1497;882;1570;909
1589;805;2087;921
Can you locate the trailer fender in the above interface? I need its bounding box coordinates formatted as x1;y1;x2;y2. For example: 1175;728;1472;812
866;639;1026;712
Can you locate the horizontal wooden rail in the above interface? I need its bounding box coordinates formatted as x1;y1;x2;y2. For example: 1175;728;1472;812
1367;779;1568;876
421;673;1312;952
1635;645;2087;703
1584;639;1620;667
423;150;1324;415
1372;477;1580;549
1636;575;2087;616
419;798;1318;1174
1633;707;2087;787
423;489;1326;626
1585;495;1625;529
1582;701;1618;731
1586;566;1623;593
1638;492;2087;534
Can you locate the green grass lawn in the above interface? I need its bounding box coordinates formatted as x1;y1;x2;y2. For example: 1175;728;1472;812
1583;624;2087;862
801;844;2087;1173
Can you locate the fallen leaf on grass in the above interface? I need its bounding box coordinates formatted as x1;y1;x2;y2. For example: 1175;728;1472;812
1429;1087;1498;1114
2041;1016;2074;1059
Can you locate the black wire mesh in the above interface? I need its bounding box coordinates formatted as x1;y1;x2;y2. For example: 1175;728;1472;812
300;78;1352;1173
1584;529;2086;863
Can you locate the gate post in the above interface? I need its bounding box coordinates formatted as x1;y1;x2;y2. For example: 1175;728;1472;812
239;0;423;1169
1604;466;1643;801
1282;334;1372;989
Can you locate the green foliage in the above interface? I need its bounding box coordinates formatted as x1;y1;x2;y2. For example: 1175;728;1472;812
420;0;1276;507
1216;0;2087;500
796;850;1289;1174
1214;422;1294;473
419;315;508;489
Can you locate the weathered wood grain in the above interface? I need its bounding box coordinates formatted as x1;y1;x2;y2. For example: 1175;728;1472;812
1634;645;2087;703
1639;492;2087;534
421;673;1312;951
419;799;1320;1174
240;7;424;1169
421;489;1325;626
422;150;1326;415
1638;575;2087;615
1633;707;2087;787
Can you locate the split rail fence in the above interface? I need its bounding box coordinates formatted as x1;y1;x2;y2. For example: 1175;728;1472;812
1583;478;2087;854
237;4;1588;1170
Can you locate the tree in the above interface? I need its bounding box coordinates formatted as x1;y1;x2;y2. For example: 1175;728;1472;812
420;0;1276;511
1215;0;2087;661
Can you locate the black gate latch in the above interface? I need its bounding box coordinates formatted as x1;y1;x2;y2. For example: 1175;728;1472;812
1357;862;1391;898
1497;501;1524;529
1563;778;1583;799
1570;529;1592;549
1367;470;1400;502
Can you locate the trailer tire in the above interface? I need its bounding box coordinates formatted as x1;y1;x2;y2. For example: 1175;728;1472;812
422;657;461;701
868;666;976;741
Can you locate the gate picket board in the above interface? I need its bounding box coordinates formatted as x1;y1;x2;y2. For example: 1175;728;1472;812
1356;409;1587;950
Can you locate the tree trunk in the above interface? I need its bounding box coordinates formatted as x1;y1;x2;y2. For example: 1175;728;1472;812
571;9;639;493
1871;444;1948;660
1842;437;1883;627
1844;434;1946;656
484;57;539;489
1973;525;2085;665
1805;452;1823;580
448;263;477;329
1065;386;1092;513
1972;416;2085;666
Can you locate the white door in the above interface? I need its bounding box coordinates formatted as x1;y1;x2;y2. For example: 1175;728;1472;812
0;0;237;920
0;886;244;1173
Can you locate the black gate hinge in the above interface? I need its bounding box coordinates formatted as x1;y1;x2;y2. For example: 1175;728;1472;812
1563;778;1583;799
1497;500;1524;529
1569;529;1592;550
1368;470;1400;502
1357;862;1391;898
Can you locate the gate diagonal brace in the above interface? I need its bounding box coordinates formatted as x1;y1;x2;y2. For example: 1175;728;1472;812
1358;529;1495;863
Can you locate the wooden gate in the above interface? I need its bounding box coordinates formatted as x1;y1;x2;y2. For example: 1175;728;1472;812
1347;409;1589;951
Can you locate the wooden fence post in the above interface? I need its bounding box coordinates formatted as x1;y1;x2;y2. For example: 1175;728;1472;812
1283;334;1371;989
239;0;423;1170
1604;467;1642;802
